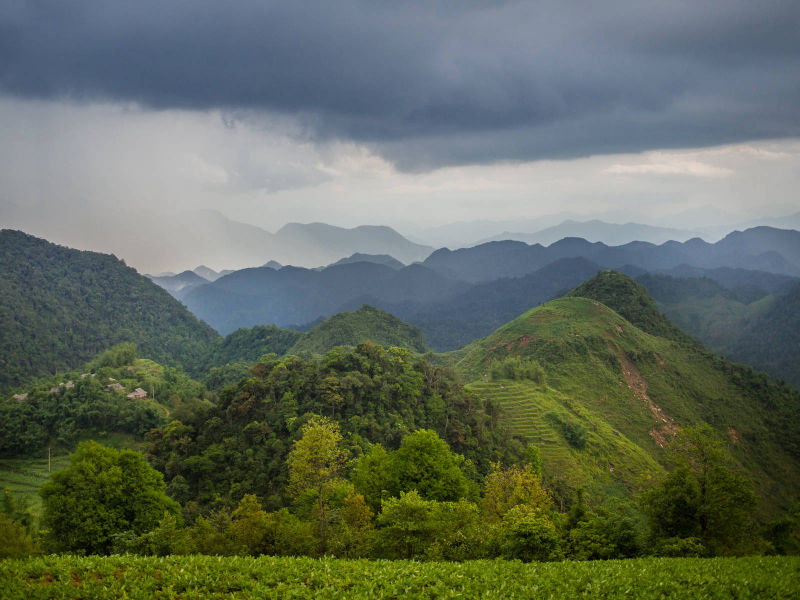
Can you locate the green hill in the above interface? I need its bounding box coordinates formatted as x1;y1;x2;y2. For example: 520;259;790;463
566;270;693;343
456;276;800;516
288;305;429;355
0;230;221;392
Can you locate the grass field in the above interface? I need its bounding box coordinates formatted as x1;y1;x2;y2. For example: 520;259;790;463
1;555;797;599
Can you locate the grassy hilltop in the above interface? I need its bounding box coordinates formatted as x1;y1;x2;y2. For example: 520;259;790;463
455;271;800;515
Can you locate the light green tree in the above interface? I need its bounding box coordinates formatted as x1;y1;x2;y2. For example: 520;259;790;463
286;415;348;553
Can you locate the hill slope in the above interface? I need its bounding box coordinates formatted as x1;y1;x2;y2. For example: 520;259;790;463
0;230;220;391
288;305;429;355
455;279;800;516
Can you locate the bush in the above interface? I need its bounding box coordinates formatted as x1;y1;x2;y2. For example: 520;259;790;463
0;513;35;558
489;357;546;384
500;505;562;562
654;536;708;557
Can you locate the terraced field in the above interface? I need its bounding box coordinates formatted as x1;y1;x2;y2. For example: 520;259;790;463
468;381;574;471
0;455;69;515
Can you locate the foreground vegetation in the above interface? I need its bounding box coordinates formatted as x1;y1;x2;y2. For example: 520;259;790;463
2;555;798;599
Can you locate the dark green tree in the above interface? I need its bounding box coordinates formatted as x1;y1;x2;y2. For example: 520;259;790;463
642;425;756;555
40;441;180;554
388;430;470;502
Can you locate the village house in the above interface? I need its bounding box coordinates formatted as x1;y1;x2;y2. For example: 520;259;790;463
126;387;148;400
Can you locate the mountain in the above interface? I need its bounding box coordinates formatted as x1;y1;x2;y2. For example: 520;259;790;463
182;262;469;335
454;272;800;515
722;282;800;387
193;265;234;282
423;227;800;283
326;253;405;270
0;230;221;392
288;305;429;355
4;208;433;274
383;257;603;351
147;270;209;297
274;222;432;266
653;265;798;295
475;220;697;247
637;272;800;387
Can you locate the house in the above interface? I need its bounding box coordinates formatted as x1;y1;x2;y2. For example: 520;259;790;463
12;393;27;401
105;383;124;393
126;387;148;400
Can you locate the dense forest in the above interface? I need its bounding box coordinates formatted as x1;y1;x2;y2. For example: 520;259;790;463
0;230;220;393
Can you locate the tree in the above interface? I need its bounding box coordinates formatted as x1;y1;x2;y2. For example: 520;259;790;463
286;415;348;553
499;505;562;562
40;441;180;554
483;462;551;522
389;430;469;501
642;425;756;555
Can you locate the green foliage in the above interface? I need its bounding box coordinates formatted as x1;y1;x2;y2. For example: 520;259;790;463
147;344;518;513
566;500;644;560
499;505;562;562
489;356;546;384
40;441;180;554
0;229;220;393
375;491;483;560
0;376;163;457
204;326;303;371
642;426;757;556
388;430;470;502
287;416;348;553
763;503;800;555
288;305;429;355
482;463;551;522
0;350;206;457
92;343;138;369
0;512;35;558
2;555;798;599
544;410;587;449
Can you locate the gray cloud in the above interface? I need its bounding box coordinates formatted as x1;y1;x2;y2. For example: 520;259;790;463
1;1;799;169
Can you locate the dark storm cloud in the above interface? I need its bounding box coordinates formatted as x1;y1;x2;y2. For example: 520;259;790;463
2;0;799;169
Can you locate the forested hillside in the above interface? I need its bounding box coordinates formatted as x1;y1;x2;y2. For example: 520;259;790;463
288;305;429;355
636;273;800;387
147;343;521;514
0;230;221;392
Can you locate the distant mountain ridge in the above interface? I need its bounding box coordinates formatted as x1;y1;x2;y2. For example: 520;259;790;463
475;219;697;247
424;226;800;283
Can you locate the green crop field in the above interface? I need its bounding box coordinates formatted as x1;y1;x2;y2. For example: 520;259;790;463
1;555;798;599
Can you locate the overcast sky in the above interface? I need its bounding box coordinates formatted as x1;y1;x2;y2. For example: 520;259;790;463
1;1;799;268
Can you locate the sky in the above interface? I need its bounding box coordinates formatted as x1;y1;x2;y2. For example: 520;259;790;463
1;1;799;270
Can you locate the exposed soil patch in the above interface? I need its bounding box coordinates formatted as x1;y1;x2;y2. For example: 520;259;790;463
505;341;515;351
653;352;666;368
728;426;741;444
614;324;623;334
518;336;530;348
609;342;678;447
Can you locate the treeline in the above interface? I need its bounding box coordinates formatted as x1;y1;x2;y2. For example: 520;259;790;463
4;422;798;561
